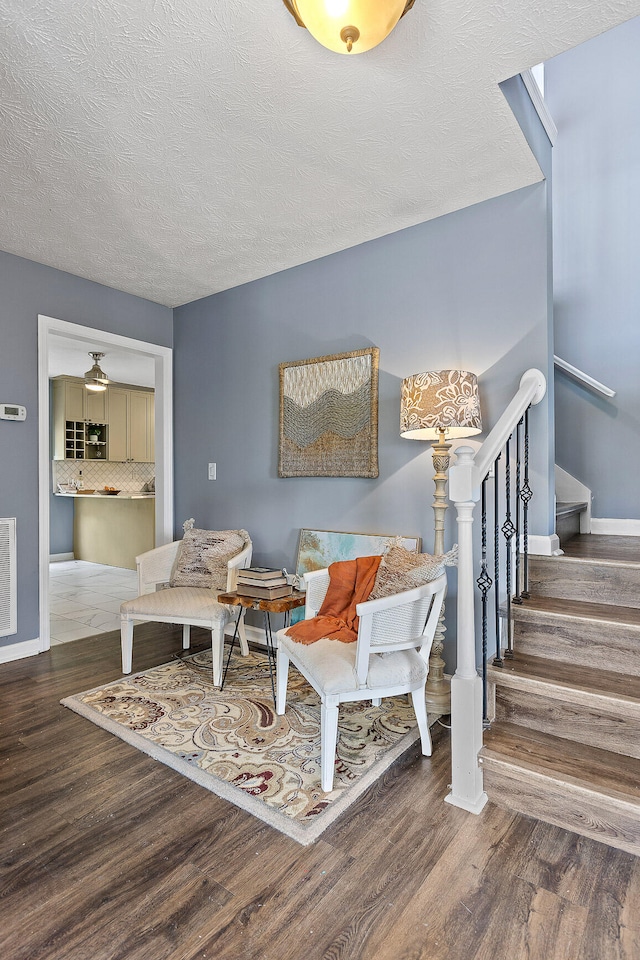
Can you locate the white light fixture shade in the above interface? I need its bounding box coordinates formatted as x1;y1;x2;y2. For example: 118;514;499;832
287;0;410;54
400;370;482;440
84;352;109;392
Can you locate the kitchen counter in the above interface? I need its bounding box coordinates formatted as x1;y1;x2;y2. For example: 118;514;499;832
71;495;155;569
56;491;155;499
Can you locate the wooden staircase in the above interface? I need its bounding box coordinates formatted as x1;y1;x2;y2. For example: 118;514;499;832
479;521;640;856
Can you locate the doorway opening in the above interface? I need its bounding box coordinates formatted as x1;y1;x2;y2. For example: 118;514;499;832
38;315;173;652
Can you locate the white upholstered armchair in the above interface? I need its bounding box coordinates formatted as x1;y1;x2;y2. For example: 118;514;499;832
120;536;252;684
276;567;447;792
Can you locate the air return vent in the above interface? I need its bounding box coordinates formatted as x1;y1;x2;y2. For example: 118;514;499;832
0;518;17;637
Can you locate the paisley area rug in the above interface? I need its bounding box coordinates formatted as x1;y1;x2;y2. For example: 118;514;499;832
62;649;435;845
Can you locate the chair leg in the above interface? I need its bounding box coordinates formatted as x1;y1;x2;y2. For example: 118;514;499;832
211;624;225;686
182;624;191;650
411;688;432;756
121;617;134;674
237;610;250;656
275;645;290;715
321;697;340;792
371;697;382;706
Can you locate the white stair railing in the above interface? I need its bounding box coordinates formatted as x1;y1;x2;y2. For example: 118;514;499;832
554;355;615;398
445;368;547;813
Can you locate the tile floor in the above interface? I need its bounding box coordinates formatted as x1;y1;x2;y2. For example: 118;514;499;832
49;559;139;644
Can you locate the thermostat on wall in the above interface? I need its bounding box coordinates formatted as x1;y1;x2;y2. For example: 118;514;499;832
0;403;27;421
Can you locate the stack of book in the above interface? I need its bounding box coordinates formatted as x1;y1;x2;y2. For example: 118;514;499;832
236;567;293;600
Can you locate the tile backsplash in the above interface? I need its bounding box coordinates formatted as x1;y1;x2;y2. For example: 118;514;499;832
53;460;155;493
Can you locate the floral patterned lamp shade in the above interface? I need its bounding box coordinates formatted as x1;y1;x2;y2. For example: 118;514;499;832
400;369;482;440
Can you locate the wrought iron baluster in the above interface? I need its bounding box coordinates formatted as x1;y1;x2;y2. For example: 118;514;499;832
520;406;533;598
501;434;516;657
476;477;493;725
513;416;524;605
493;453;503;667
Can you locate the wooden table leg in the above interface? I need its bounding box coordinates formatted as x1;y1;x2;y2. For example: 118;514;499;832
220;606;243;689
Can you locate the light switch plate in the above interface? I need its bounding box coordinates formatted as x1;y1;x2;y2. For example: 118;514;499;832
208;463;216;480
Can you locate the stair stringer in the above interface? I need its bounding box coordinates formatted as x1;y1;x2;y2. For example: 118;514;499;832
555;465;592;533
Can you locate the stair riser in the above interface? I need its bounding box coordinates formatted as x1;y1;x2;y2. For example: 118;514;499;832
494;687;640;758
511;615;640;677
481;761;640;857
528;557;640;608
556;512;581;549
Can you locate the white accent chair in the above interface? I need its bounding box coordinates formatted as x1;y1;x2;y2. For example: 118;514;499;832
275;567;447;793
120;538;252;684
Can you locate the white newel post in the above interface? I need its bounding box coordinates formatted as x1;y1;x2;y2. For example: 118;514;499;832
445;446;488;814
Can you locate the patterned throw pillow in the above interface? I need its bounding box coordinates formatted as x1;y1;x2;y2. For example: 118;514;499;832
368;543;457;600
170;528;250;591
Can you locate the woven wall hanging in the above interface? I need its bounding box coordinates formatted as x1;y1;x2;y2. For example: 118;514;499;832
278;347;379;478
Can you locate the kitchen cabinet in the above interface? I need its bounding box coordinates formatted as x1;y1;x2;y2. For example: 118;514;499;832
52;377;154;463
108;387;155;463
86;389;108;423
52;377;108;460
107;388;127;461
53;377;107;422
74;496;155;569
61;379;84;421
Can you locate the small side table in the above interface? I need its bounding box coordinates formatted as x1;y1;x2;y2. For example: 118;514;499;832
217;590;306;704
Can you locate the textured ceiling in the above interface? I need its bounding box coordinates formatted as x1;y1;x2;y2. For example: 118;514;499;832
2;1;640;307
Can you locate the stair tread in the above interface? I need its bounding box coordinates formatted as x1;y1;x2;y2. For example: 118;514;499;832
481;721;640;803
514;595;640;627
556;500;588;519
487;651;640;703
559;534;640;564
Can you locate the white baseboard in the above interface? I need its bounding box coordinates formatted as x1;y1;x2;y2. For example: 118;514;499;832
224;622;269;648
522;534;563;556
50;552;74;563
0;638;41;663
244;624;269;647
591;518;640;536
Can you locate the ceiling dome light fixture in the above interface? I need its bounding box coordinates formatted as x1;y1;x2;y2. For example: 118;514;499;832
283;0;415;55
84;352;109;392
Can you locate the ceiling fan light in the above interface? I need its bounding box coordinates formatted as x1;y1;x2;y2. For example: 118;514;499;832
288;0;411;54
84;352;109;391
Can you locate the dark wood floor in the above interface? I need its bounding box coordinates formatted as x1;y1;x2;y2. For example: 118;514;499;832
2;626;639;960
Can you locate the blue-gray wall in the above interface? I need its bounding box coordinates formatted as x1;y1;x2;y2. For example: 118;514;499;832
49;380;74;556
546;17;640;519
0;250;172;649
501;74;556;536
0;77;554;666
173;83;553;670
50;493;74;556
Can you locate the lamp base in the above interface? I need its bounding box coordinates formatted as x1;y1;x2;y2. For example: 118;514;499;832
425;648;451;714
425;677;451;714
427;425;451;715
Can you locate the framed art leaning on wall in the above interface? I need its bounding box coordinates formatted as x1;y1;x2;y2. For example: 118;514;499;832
278;347;379;478
296;529;420;576
289;528;421;624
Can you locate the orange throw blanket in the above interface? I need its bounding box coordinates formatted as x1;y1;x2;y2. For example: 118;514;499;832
285;555;382;645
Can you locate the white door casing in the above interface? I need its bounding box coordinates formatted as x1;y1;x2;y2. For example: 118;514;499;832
38;314;173;652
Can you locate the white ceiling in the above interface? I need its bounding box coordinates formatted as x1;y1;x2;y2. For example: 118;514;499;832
48;336;155;388
2;1;640;308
